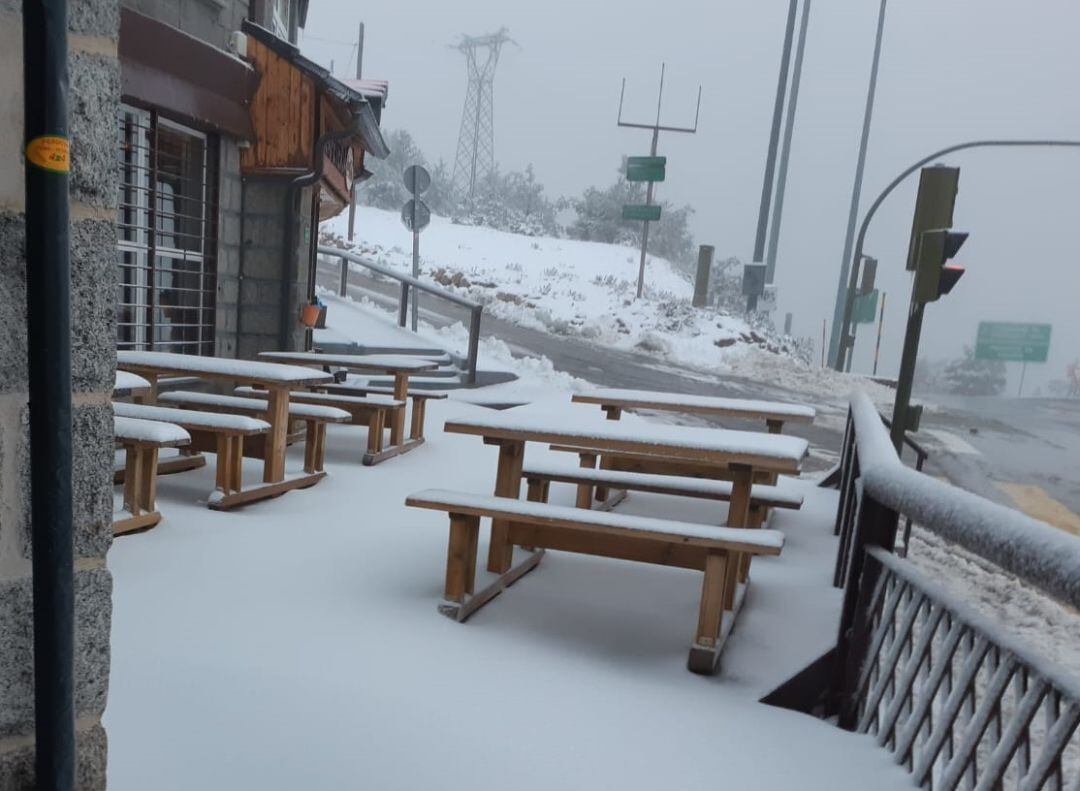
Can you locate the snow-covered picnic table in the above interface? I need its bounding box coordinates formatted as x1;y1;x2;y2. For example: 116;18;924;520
114;370;152;400
116;351;335;501
258;350;440;452
572;387;816;433
444;402;808;576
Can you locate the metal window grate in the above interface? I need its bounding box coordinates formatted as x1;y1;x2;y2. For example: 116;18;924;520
117;106;218;355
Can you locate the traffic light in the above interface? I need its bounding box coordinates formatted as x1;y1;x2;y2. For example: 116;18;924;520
914;229;967;303
905;166;960;272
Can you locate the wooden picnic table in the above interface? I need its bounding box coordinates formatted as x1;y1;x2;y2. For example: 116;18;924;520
444;403;807;574
116;350;335;504
572;387;816;434
113;370;152;401
258;351;439;456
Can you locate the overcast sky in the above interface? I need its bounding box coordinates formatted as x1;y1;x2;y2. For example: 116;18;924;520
300;0;1079;391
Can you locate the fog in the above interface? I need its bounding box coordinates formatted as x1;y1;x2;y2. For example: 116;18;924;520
301;0;1079;393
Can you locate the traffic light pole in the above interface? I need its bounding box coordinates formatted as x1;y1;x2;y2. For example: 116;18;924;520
890;292;924;452
830;138;1080;372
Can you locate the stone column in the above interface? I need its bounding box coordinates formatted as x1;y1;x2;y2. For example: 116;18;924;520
0;0;118;787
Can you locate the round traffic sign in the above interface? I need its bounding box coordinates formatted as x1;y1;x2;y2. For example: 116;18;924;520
403;164;431;196
401;198;431;233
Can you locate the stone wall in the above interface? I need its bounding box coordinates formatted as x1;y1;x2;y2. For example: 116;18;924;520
0;1;118;789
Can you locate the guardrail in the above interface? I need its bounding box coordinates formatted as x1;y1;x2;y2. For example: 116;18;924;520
318;244;484;385
829;391;1080;790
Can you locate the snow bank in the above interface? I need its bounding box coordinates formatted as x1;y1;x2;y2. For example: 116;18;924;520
322;207;810;375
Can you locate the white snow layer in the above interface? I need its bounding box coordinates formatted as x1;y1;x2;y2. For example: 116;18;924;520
114;370;151;393
117;350;333;383
104;395;913;791
575;386;816;419
113;401;271;433
113;415;190;445
158;391;352;422
258;350;438;372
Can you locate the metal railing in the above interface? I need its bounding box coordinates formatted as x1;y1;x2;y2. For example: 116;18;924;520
829;391;1080;790
318;244;483;384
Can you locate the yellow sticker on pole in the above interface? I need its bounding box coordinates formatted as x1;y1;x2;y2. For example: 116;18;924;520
25;136;70;173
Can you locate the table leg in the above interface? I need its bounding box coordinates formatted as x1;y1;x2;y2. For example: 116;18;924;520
140;373;158;405
263;386;290;483
725;463;754;528
487;439;524;573
390;372;408;447
601;405;622;421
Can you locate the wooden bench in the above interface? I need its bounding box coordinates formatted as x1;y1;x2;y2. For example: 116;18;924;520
320;381;447;442
405;489;785;674
521;461;803;527
113;401;287;511
234;386;404;465
113;415;191;535
159;390;349;473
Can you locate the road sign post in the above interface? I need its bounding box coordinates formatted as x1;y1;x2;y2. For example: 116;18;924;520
693;244;714;308
401;165;431;331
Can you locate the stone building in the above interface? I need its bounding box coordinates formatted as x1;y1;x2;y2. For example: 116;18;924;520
0;0;387;787
0;0;119;787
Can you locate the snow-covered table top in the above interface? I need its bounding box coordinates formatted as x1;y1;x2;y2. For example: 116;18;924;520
114;370;152;395
114;401;271;434
573;388;816;422
258;351;439;374
113;415;191;446
117;351;334;387
445;403;808;471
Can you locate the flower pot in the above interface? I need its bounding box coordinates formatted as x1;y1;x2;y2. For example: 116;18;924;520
300;303;322;328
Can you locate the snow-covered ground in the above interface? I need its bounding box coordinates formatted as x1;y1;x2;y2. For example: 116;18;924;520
322;207;816;373
104;397;913;790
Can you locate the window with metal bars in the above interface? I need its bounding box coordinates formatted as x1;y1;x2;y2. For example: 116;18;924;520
117;106;218;355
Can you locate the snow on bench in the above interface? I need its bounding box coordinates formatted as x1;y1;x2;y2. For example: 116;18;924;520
258;351;438;373
573;387;817;421
406;489;785;552
234;386;403;410
114;415;190;446
445;403;809;467
117;350;332;384
159;391;351;423
521;462;804;509
114;401;270;434
328;379;448;400
114;370;151;395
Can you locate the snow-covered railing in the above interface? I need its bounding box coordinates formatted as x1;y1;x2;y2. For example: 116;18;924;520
829;391;1080;789
318;244;484;384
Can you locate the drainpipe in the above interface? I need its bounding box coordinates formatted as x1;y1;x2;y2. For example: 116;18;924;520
278;109;363;350
24;0;75;788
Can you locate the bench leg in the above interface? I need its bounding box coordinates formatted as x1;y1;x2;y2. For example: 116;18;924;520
594;454;615;503
139;446;159;514
389;373;408;447
445;514;480;604
575;451;598;509
409;397;427;441
689;551;728;674
215;435;233;495
487;440;525;574
367;410;386;455
725;464;754;528
303;420;326;474
122;446;145;517
230;436;244;493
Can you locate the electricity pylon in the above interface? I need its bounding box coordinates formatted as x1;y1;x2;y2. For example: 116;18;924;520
450;28;516;204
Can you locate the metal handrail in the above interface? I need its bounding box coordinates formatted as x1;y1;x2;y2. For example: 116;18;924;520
848;390;1080;609
318;244;483;384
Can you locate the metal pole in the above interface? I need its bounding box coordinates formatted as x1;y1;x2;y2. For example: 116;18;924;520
24;0;75;787
636;127;659;299
1018;361;1027;398
338;255;348;297
753;0;799;263
765;0;812;283
890;294;924;452
467;307;482;385
828;0;888;367
847;323;858;373
833;138;1080;372
411;228;420;331
821;319;827;367
873;291;886;376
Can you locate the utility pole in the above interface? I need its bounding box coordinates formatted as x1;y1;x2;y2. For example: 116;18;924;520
753;0;799;266
828;0;888;368
347;21;365;243
616;64;701;299
764;0;813;284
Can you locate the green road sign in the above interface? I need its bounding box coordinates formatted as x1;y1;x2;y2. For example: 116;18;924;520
622;204;661;222
627;156;666;168
974;322;1051;362
853;289;879;324
626;156;667;182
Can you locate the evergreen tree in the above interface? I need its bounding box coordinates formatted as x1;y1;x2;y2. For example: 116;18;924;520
941;346;1008;395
